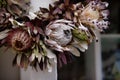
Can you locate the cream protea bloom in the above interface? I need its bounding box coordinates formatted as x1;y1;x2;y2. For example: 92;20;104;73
45;19;74;52
80;1;109;31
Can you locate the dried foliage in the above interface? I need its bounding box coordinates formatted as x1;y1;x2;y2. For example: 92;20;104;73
0;0;109;71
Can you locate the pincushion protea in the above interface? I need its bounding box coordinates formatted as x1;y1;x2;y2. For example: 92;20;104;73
6;28;32;51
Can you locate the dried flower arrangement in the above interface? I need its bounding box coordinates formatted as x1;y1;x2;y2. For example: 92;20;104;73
0;0;109;71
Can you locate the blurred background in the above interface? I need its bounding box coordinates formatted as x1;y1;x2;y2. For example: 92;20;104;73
0;0;120;80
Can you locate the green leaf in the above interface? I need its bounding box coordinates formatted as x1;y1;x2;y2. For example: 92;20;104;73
72;29;88;41
39;41;47;56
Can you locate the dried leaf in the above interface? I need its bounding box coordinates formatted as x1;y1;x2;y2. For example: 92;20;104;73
40;7;49;13
39;60;44;70
68;45;80;56
47;60;52;72
17;54;22;66
49;4;53;11
21;54;29;69
29;53;35;62
0;30;9;40
12;54;18;66
79;41;88;50
37;53;42;63
46;49;56;59
59;53;67;64
65;11;72;20
64;0;69;6
73;43;86;52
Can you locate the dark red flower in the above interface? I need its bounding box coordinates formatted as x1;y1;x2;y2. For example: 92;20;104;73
7;28;32;51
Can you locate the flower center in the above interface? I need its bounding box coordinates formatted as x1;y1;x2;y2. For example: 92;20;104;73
14;40;24;49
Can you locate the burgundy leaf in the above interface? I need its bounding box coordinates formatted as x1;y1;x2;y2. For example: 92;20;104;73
59;52;67;65
58;56;63;68
25;22;44;35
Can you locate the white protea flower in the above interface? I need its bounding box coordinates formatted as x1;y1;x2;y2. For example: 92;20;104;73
80;1;109;31
45;19;74;52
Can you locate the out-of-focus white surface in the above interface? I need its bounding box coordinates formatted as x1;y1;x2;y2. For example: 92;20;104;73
30;0;58;12
20;62;57;80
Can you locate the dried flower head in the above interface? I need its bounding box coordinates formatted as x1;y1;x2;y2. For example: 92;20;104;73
45;19;74;52
80;1;109;31
7;28;32;51
0;0;109;70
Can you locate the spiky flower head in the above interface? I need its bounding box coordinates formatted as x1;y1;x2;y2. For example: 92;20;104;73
45;19;74;52
7;28;32;51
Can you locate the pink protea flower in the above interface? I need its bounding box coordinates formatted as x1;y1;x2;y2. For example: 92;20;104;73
7;28;32;51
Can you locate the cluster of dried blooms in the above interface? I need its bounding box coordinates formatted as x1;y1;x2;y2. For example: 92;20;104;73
0;0;109;71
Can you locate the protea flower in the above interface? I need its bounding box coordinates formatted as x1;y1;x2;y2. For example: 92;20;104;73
45;19;74;52
80;1;109;31
7;28;32;51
